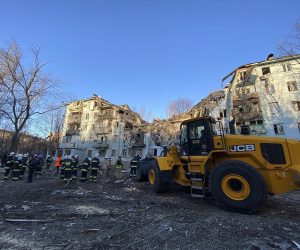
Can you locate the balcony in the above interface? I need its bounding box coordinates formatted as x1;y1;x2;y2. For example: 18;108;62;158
131;141;146;148
65;129;80;136
68;113;81;124
233;92;259;102
234;112;263;123
93;141;109;149
95;127;110;134
58;141;77;149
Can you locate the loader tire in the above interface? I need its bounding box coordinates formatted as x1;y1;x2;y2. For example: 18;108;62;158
210;160;267;213
135;166;147;182
148;160;168;193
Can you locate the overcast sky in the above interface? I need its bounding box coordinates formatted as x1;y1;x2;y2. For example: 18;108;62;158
1;0;299;119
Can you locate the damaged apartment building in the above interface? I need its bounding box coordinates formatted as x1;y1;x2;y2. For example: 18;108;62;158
195;54;300;139
57;96;148;160
224;54;300;139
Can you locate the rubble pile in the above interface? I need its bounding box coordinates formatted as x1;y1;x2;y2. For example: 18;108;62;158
0;173;299;249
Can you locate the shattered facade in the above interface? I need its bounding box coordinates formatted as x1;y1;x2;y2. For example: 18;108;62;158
58;96;148;160
224;54;300;138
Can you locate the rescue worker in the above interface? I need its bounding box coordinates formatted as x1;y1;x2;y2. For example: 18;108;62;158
60;155;66;179
115;156;123;179
80;157;90;182
27;154;39;183
1;151;8;168
46;154;53;173
55;154;62;175
21;153;29;178
100;158;110;178
12;154;23;181
34;155;44;177
3;152;15;180
90;153;100;182
90;154;100;182
71;155;79;180
63;155;73;182
130;154;140;177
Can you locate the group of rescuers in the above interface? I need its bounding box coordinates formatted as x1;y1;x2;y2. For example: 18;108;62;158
2;151;142;183
55;153;119;182
3;152;44;183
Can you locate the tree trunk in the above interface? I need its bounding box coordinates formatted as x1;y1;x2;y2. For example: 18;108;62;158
10;132;20;152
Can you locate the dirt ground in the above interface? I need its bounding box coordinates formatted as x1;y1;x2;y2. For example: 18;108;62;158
0;167;300;250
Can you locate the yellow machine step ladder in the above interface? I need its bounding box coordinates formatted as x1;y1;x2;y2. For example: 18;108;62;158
190;173;205;198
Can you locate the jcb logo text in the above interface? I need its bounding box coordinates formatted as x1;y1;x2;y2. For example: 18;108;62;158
230;144;255;152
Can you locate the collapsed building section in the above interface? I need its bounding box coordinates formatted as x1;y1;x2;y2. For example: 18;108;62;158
58;96;147;160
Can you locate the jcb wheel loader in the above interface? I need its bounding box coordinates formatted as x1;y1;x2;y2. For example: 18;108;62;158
141;117;300;213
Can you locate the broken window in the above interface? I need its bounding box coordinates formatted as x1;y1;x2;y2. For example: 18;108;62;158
65;136;72;143
116;122;119;127
287;81;298;91
265;84;275;95
111;150;116;157
269;102;279;114
273;124;284;135
282;63;292;72
257;120;264;125
99;150;106;157
122;149;127;157
292;101;300;111
262;67;271;75
64;149;71;156
85;113;89;120
87;150;93;157
239;71;246;80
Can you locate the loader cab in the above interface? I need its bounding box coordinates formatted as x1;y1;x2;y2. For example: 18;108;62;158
180;117;214;156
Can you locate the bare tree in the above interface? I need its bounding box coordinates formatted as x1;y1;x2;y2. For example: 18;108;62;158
138;106;152;122
0;41;61;152
166;98;194;118
278;21;300;63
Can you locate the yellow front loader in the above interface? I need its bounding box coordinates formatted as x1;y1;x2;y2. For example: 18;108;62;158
143;117;300;213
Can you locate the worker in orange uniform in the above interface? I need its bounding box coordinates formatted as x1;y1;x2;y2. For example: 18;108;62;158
55;154;62;176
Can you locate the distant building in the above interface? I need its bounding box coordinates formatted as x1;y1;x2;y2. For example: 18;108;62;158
57;96;148;160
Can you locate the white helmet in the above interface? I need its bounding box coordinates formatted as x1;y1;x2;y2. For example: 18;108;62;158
75;155;79;158
23;153;28;157
10;152;15;156
17;155;23;160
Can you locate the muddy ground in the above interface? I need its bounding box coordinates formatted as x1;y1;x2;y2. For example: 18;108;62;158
0;167;299;250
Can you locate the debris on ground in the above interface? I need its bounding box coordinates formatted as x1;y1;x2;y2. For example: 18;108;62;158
0;172;299;249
